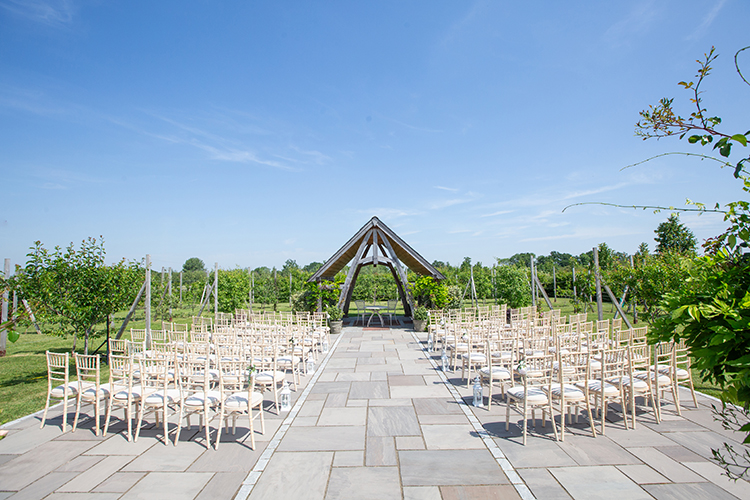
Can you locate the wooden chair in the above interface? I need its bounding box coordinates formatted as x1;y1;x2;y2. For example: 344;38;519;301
175;350;219;448
480;338;514;408
135;356;178;444
41;351;77;431
215;356;265;449
104;351;140;441
72;353;109;436
547;350;596;441
506;353;559;445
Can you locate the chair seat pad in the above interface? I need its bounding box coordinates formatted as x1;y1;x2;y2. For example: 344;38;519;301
635;370;671;386
255;371;285;384
144;388;181;405
546;384;585;399
185;390;221;407
608;376;649;391
81;383;111;399
479;366;511;380
462;353;486;363
112;385;143;401
224;391;264;409
277;356;301;365
577;380;619;396
506;386;548;404
516;368;545;378
51;383;81;398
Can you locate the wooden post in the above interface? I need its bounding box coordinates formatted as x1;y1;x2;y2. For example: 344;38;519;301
593;247;603;322
604;285;633;329
179;271;183;305
22;299;43;335
289;271;292;307
553;265;557;302
572;266;577;303
115;281;147;340
168;267;173;320
250;269;254;312
145;255;151;347
530;256;536;308
1;258;9;357
214;262;219;317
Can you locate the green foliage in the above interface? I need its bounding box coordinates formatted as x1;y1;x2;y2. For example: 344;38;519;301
8;237;142;352
410;276;448;309
651;249;750;407
655;214;697;255
326;304;343;321
293;279;341;313
493;264;531;308
217;268;250;313
412;305;428;321
182;257;205;272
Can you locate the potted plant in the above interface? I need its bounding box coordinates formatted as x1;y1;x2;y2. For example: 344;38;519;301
412;305;428;332
327;305;343;335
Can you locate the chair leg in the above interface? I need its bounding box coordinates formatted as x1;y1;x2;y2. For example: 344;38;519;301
40;394;51;429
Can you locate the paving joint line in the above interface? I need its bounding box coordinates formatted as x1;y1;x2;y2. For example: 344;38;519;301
235;330;346;500
409;330;535;500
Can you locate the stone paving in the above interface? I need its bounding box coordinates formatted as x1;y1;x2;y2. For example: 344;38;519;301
2;322;750;499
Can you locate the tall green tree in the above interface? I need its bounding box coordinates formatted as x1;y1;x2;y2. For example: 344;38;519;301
654;214;697;254
10;237;142;353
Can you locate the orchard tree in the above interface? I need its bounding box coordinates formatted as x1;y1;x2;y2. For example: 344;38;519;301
10;237;142;353
654;214;697;254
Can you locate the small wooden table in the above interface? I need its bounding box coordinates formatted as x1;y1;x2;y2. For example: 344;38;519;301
365;305;387;327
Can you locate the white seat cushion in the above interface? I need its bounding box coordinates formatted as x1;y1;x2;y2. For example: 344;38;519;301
80;383;111;399
185;390;221;407
479;366;511;380
144;388;181;405
112;385;143;401
224;391;264;410
255;371;286;384
577;379;619;396
50;383;80;398
506;386;548;404
546;383;585;400
608;376;649;391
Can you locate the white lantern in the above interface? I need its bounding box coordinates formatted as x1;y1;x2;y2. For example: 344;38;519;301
427;333;433;351
322;338;329;353
306;358;315;374
280;381;291;411
472;376;483;407
441;349;448;372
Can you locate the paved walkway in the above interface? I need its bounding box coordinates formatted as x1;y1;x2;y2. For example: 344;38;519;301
2;323;750;499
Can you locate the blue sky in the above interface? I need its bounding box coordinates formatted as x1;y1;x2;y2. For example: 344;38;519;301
1;1;748;272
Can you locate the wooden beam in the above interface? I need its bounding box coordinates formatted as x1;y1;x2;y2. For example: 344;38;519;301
534;275;554;310
337;229;373;310
115;281;147;340
603;284;633;329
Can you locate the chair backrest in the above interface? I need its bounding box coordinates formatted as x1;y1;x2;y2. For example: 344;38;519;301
130;328;146;343
108;352;134;392
108;339;129;356
46;351;70;391
74;353;101;392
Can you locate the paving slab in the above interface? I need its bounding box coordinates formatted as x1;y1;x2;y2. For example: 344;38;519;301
8;471;78;500
440;485;522;500
549;465;653;500
326;466;401;500
683;460;750;499
517;468;573;499
249;451;332;500
349;381;389;399
0;440;96;491
421;423;485;450
365;436;397;466
122;441;206;472
277;425;365;451
403;486;442;500
318;407;367;426
399;449;509;486
91;472;146;493
627;447;707;483
58;455;135;492
194;471;245;500
367;406;420;436
119;471;213;500
642;481;741;500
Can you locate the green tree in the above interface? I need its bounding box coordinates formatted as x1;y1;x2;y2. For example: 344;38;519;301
654;214;697;254
494;262;531;308
633;46;750;479
9;237;142;353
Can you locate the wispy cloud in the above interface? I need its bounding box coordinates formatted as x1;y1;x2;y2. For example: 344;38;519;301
687;0;726;40
1;0;75;28
562;182;630;200
480;210;513;217
434;185;459;192
603;1;660;47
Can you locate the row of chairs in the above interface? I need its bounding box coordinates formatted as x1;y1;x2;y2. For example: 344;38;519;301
41;312;330;448
427;307;697;445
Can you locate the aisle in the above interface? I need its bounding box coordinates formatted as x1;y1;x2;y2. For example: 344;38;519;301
240;325;522;500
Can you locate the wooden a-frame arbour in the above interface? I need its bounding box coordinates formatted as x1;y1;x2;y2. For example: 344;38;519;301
308;216;445;317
